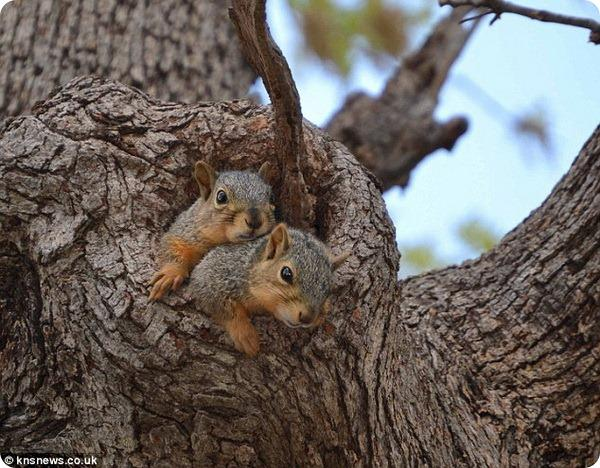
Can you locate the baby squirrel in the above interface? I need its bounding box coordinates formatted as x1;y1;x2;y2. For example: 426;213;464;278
189;223;347;356
149;161;275;301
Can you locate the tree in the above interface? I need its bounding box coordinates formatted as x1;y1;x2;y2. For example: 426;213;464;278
1;0;598;466
0;0;255;118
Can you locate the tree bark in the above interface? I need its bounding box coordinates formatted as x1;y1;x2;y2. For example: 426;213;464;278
230;0;312;227
0;0;255;119
1;76;598;467
0;0;477;193
326;7;475;190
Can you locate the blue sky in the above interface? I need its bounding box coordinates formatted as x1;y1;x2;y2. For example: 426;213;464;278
0;0;598;464
264;0;600;274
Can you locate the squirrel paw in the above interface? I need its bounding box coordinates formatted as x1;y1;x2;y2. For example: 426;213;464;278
228;322;260;357
149;263;188;301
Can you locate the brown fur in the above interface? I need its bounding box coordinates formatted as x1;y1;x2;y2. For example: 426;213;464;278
149;162;275;301
222;303;260;357
248;259;304;321
167;236;205;266
189;224;348;356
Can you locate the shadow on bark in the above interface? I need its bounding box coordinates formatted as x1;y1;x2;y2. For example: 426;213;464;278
0;76;598;466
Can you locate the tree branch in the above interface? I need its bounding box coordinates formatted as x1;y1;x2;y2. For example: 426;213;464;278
400;126;600;465
441;0;600;44
326;7;475;190
2;75;599;466
0;77;398;465
229;0;312;227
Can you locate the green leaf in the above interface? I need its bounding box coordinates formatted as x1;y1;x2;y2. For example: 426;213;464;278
287;0;431;76
456;219;499;254
401;243;445;274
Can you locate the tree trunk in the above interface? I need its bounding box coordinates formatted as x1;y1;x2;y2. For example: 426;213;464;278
0;0;255;119
1;77;598;467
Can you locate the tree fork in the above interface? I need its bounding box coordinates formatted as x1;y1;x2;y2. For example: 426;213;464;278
0;0;598;465
0;74;598;467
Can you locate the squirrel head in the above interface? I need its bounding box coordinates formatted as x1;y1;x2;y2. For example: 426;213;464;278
249;224;349;328
194;161;276;243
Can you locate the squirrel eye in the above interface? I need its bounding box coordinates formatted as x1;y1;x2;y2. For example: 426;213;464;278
280;266;293;284
216;190;228;204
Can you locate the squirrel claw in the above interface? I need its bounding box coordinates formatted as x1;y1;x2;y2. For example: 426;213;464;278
172;275;185;290
148;264;188;301
149;270;166;286
149;276;172;301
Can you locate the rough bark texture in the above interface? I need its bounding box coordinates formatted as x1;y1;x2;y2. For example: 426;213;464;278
326;7;475;190
0;0;255;119
1;77;599;467
399;129;600;466
230;0;311;227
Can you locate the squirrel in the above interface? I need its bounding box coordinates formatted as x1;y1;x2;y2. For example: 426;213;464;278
149;161;275;301
188;223;348;356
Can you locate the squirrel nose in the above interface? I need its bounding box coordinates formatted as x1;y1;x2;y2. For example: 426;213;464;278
245;208;262;230
299;311;313;325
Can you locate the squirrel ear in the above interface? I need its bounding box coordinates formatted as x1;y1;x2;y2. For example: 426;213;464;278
264;223;290;260
258;161;271;181
330;251;350;271
194;161;217;201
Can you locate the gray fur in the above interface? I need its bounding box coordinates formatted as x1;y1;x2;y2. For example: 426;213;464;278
166;200;206;244
189;227;333;317
215;171;272;207
190;237;266;315
161;169;273;256
288;230;332;313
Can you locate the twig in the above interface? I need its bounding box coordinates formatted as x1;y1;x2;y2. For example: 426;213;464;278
460;10;495;24
440;0;600;44
229;0;311;227
325;7;476;190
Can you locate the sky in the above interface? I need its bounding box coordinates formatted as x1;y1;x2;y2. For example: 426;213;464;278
0;0;599;465
0;0;597;274
263;0;600;275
